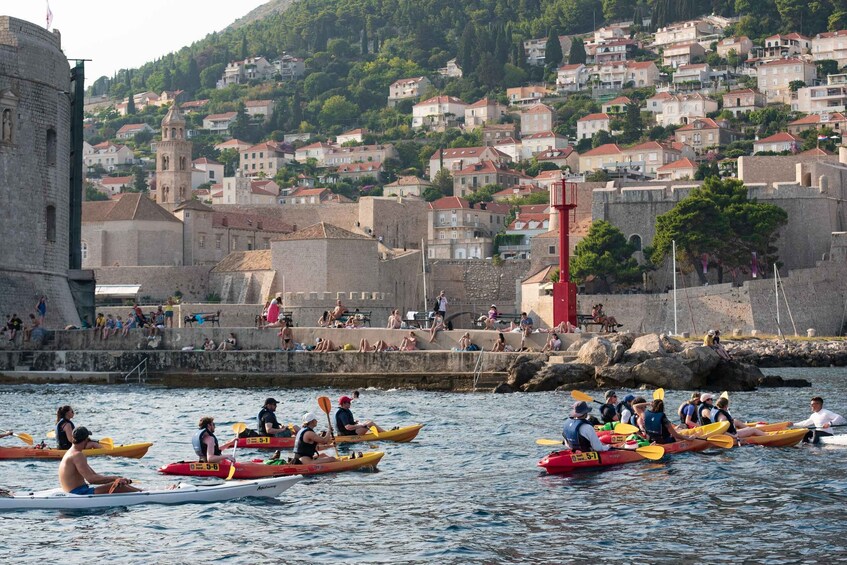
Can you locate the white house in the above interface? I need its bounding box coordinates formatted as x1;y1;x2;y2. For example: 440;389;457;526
658;93;718;126
202;112;238;133
757;58;817;103
753;132;802;153
191;157;224;188
520;103;556;136
388;76;432;107
83;141;135;171
577;113;611;140
519;131;568;160
412;95;468;129
556;64;590;93
464;97;506;127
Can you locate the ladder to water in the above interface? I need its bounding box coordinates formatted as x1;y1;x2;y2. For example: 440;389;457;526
123;357;148;384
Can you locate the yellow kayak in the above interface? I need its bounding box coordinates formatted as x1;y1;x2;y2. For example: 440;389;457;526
741;428;807;447
745;421;791;432
334;424;424;444
678;421;730;438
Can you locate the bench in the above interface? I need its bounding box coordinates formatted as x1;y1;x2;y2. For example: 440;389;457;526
577;313;605;332
337;310;371;327
184;310;221;327
473;313;522;329
404;311;432;329
255;311;294;327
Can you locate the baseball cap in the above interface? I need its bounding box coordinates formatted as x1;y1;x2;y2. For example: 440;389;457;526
72;426;91;443
339;395;352;405
302;412;318;423
700;393;714;402
605;390;617;400
623;394;635;403
264;397;278;406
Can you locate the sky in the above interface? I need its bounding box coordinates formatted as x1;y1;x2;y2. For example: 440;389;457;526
2;0;270;85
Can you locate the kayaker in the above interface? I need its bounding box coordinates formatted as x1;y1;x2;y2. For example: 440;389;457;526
599;391;619;424
792;396;846;441
58;427;140;495
617;394;636;426
258;398;299;438
698;393;715;426
192;417;234;463
562;401;611;453
335;395;385;436
55;405;104;451
631;396;649;432
712;397;766;442
677;392;702;428
643;399;691;444
292;412;337;464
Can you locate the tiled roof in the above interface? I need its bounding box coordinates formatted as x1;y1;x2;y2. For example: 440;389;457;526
581;143;623;156
657;158;697;171
789;112;847;125
193;157;222;165
390;76;427;87
524;103;554;114
272;222;371;242
211;250;273;272
174;200;213;212
799;147;834;155
416;95;467;105
116;123;150;134
82;193;180;223
558;63;585;71
429;146;509;160
605;96;632;105
467;97;498;108
99;176;133;185
204;112;237;121
724;89;757;96
337;162;384;173
522;131;564;140
522;265;557;284
428;196;510;214
649;91;673;100
626;61;657;69
578;113;610;122
537;147;575;160
756;132;802;143
245;99;273;107
759;58;808;67
385;176;431;187
676;118;720;131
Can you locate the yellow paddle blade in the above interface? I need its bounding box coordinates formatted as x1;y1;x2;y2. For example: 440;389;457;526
12;432;33;446
536;438;565;446
612;423;639;435
635;445;665;460
47;431;56;439
98;437;114;449
719;391;729;400
232;422;247;435
653;388;665;401
225;462;237;480
570;390;594;403
704;434;735;449
369;426;380;437
317;396;332;414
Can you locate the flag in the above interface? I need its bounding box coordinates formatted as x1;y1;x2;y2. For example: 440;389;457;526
46;1;53;30
818;135;828;141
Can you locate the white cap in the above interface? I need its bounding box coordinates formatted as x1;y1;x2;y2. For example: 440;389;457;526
303;412;318;423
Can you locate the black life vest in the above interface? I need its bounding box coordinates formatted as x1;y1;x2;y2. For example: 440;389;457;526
192;428;220;460
644;410;674;444
293;426;317;459
56;418;74;450
563;418;592;452
698;402;714;426
599;402;617;424
713;408;737;435
258;407;280;436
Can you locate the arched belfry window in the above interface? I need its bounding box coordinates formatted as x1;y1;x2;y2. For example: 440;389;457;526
162;155;169;170
1;108;12;143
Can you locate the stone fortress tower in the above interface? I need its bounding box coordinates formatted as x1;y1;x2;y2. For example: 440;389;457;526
0;17;80;327
155;102;192;211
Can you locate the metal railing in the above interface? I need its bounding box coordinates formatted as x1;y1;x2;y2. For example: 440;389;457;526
124;357;148;383
472;351;485;391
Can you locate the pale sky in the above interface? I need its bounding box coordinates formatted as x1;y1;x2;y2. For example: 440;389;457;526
2;0;270;85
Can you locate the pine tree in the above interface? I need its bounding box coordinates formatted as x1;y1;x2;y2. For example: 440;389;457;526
545;28;563;69
568;37;587;64
240;35;248;60
126;70;135;115
361;23;369;55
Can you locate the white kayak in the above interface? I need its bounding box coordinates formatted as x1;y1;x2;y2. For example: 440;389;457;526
808;431;847;446
0;476;302;511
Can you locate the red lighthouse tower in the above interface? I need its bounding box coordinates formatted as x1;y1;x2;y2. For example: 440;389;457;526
552;180;578;327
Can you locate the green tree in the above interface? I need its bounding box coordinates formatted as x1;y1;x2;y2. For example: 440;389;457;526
816;59;839;79
130;165;148;193
229;102;252;140
788;79;806;92
568;37;587;65
570;220;642;291
620;101;643;144
545;28;563;69
651;177;788;283
84;182;109;201
318;95;358;130
602;0;633;21
424;169;453;201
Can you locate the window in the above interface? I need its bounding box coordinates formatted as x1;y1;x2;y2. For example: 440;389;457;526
209;170;215;179
231;236;238;250
199;235;205;249
548;245;556;255
46;205;56;242
216;235;222;249
46;128;56;166
451;231;457;239
81;241;88;260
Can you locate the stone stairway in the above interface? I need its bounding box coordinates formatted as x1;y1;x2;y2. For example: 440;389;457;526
14;351;34;371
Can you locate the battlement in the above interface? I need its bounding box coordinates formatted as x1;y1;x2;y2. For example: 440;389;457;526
281;291;392;306
0;17;62;49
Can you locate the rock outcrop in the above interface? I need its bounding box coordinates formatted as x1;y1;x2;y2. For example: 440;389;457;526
575;337;613;367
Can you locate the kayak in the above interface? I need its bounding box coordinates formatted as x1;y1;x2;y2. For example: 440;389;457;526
678;421;730;438
0;476;302;511
158;451;384;479
538;440;708;474
745;421;791;432
741;428;807;447
809;432;847;446
220;424;424;450
0;442;153;460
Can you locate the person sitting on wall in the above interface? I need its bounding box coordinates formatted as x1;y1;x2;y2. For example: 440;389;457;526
330;299;347;322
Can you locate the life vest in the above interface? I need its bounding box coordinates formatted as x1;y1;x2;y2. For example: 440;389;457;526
698;402;714;426
257;407;280;436
192;428;220;460
293;426;317;459
563;418;592;452
56;418;74;450
599;402;617;424
712;408;737;435
644;410;673;444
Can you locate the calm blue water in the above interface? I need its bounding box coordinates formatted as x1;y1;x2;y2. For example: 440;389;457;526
1;367;846;563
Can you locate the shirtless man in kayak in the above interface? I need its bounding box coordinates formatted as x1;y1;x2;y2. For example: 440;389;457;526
58;427;139;495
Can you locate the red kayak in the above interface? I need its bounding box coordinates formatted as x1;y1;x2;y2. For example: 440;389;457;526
538;439;710;474
158;451;384;479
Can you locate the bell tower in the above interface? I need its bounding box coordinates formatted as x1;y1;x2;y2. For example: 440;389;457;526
156;103;192;210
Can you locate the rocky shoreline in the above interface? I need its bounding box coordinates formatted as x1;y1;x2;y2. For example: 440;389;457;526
495;334;846;394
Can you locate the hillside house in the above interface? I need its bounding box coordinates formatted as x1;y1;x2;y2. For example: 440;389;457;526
115;123;154;140
556;64;590;93
717;36;753;58
812;30;847;67
507;85;549;106
754;132;802;153
274;54;305;80
383;176;431;198
674;118;740;152
602;96;632;114
520;131;568;160
757;58;817;103
412;95;468;129
191;157;223;188
722;89;766;116
427;197;510;259
658;93;718;126
452;161;525;198
794;74;847;114
428;146;511;179
202;112;238;133
787;112;847;135
465;97;506;127
244;100;274;120
520;103;556;136
762;33;811;59
83;141;135;172
577;113;611;140
663;43;706;68
241;141;294;176
653;20;720;47
388;76;432;107
655;158;698;180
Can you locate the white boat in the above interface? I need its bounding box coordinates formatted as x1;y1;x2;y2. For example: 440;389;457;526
0;476;302;511
812;433;847;446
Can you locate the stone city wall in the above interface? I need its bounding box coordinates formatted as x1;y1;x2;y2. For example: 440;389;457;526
94;266;212;302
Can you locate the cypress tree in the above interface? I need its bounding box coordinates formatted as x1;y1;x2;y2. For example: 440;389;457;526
545;27;563;68
568;37;587;64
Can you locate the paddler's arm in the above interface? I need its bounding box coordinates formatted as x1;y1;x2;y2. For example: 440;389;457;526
791;417;814;428
584;429;611;452
75;456;130;485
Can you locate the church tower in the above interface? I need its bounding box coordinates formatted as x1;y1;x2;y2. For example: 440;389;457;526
156;103;192;210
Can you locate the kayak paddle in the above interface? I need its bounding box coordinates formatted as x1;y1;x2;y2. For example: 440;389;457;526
536;438;565;446
608;423;639;435
653;388;665;401
2;431;33;445
571;390;600;404
719;391;729;400
635;445;664;460
45;430;113;448
317;396;339;457
703;434;735;449
369;425;380;437
227;423;247;480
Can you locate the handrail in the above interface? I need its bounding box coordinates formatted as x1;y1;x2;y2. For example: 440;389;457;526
123;357;148;383
472;350;485;391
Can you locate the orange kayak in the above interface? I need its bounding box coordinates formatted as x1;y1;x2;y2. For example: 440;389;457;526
0;442;153;460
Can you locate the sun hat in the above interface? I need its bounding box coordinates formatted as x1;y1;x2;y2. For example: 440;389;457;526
339;395;352;405
302;412;318;423
707;329;716;336
570;401;591;418
605;390;617;400
700;393;714;402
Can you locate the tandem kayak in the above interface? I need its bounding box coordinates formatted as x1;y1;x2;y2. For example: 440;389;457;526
678;421;730;438
0;442;153;460
159;451;384;479
745;421;791;432
221;424;424;450
741;428;807;447
538;440;705;474
0;476;302;511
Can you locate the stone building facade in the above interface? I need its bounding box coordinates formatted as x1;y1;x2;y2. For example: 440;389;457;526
0;17;80;327
155;104;192;209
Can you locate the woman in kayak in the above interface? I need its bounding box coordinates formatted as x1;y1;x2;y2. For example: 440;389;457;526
698;393;716;425
562;401;611;452
642;399;693;444
192;417;235;463
712;397;766;442
292;412;337;464
58;427;139;495
55;406;105;451
677;392;702;428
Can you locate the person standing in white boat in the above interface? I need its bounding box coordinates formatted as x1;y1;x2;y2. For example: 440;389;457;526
791;396;846;442
58;427;140;495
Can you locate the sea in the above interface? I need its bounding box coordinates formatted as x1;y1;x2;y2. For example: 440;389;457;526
1;367;845;564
